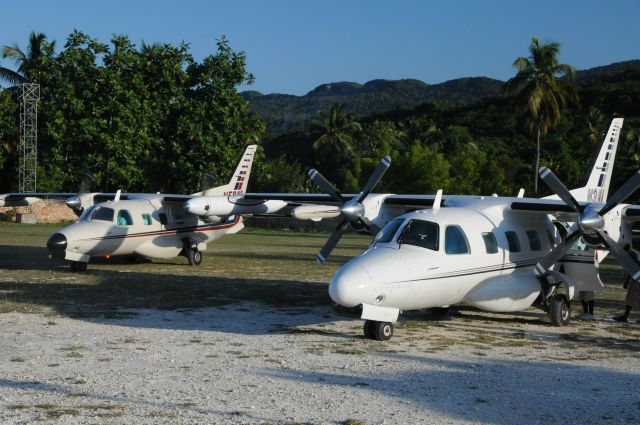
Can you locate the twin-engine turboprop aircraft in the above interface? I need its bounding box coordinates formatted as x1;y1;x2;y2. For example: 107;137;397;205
188;118;640;339
2;145;285;271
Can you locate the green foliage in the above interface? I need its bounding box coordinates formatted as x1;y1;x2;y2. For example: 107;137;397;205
0;31;263;193
0;89;18;188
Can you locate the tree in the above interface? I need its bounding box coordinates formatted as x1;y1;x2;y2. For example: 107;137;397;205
0;31;54;85
585;107;606;144
505;36;577;194
313;103;362;160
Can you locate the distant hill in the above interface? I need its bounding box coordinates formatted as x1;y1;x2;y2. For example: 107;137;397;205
243;77;504;137
574;59;640;83
245;60;640;138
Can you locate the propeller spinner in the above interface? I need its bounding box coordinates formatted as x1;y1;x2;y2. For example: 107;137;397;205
309;156;391;263
536;167;640;282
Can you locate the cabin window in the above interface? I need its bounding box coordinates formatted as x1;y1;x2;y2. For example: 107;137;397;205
373;218;404;244
398;219;439;251
91;207;114;222
598;174;605;187
481;232;498;254
505;231;521;252
526;230;541;251
445;225;470;255
117;210;134;226
78;205;96;222
605;152;610;161
142;213;153;225
553;222;568;240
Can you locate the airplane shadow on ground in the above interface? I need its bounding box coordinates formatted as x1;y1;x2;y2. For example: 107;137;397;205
262;355;640;425
0;245;349;335
0;244;632;340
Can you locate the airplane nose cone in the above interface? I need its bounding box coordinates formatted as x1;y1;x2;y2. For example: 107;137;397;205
47;233;67;252
329;264;370;307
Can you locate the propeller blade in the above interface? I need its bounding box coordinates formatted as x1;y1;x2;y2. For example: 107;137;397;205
202;171;215;191
316;219;349;264
357;156;391;203
78;171;96;194
597;231;640;282
598;170;640;216
535;229;582;275
308;169;343;203
538;167;581;214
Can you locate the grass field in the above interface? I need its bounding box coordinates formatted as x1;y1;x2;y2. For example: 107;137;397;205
0;223;371;317
0;221;632;321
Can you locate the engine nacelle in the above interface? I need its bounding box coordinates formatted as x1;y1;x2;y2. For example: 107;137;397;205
65;193;98;216
184;196;286;217
291;204;341;221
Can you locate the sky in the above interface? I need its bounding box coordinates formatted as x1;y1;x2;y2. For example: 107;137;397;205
1;0;639;95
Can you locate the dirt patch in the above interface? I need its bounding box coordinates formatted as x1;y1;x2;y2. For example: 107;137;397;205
0;200;77;224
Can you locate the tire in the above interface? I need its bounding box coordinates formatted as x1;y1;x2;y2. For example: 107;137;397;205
363;320;375;339
187;248;203;266
70;261;87;272
372;321;394;341
549;294;571;326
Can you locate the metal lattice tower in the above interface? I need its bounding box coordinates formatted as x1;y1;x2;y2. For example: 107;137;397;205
18;83;40;193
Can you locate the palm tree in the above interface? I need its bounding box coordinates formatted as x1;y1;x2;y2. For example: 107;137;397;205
586;107;606;144
0;31;53;85
313;103;362;158
506;37;577;194
626;128;640;164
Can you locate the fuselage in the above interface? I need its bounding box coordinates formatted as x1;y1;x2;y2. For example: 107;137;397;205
329;201;561;315
47;198;240;262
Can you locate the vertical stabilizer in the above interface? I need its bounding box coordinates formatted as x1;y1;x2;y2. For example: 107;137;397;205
568;118;624;203
192;145;258;196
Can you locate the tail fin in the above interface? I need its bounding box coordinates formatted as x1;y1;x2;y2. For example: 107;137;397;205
569;117;624;203
192;145;258;196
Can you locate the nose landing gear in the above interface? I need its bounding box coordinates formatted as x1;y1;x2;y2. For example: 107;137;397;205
364;320;394;341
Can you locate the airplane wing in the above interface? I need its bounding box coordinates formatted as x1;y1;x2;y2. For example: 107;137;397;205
0;192;75;207
241;192;355;205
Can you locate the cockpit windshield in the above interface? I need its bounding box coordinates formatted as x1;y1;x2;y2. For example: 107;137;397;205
398;219;439;251
90;206;115;222
77;205;97;222
373;218;404;245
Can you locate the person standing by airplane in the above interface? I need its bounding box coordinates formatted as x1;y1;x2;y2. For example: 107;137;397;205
613;245;640;323
576;290;595;321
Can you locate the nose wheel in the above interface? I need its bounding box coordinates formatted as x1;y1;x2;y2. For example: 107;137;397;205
363;320;393;341
186;248;203;266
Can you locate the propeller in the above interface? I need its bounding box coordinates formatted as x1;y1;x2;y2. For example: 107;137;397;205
65;171;97;215
201;171;215;192
536;167;640;281
309;156;391;263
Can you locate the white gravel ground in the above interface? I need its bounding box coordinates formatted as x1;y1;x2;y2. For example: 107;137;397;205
1;305;640;424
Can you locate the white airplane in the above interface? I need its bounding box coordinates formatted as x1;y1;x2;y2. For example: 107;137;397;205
186;118;640;340
1;145;287;271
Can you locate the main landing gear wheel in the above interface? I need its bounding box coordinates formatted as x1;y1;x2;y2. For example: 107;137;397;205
187;248;203;266
548;294;571;326
363;320;394;341
70;261;87;272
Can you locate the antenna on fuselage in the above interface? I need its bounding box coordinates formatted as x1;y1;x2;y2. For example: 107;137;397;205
433;189;443;211
114;189;122;203
517;188;525;198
